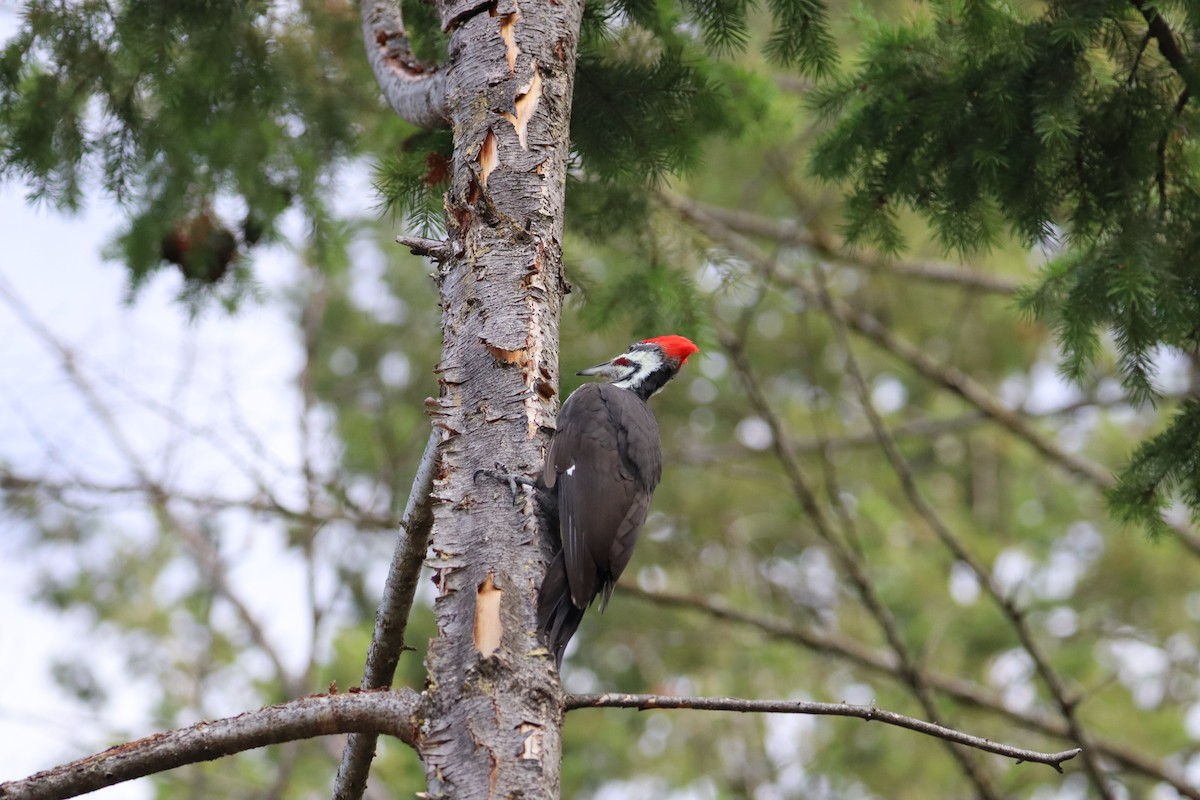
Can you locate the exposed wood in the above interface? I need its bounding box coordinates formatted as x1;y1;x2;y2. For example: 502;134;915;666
413;0;583;793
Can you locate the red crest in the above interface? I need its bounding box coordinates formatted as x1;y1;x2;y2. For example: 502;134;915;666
642;335;699;364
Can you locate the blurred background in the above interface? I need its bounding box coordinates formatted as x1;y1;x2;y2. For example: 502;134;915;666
3;0;1200;798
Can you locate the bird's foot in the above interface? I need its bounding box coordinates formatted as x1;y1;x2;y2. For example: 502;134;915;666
473;468;536;507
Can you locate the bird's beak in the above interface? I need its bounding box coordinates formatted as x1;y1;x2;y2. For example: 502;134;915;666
577;358;628;380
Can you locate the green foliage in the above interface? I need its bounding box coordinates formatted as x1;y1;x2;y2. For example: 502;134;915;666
762;0;838;75
0;0;400;298
572;44;730;184
0;0;827;300
7;0;1200;795
810;0;1200;531
1107;399;1200;539
576;257;707;339
400;0;450;64
374;128;454;235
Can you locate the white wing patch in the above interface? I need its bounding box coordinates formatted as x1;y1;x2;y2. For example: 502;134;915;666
565;464;576;476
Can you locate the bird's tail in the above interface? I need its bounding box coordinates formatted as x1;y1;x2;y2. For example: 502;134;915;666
537;550;584;666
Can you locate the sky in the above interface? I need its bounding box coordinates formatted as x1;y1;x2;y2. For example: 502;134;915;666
0;6;407;795
0;175;361;796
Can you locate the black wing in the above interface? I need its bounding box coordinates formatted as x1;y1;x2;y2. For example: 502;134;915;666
543;382;661;609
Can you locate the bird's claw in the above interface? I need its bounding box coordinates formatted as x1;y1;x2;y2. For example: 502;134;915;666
473;468;535;507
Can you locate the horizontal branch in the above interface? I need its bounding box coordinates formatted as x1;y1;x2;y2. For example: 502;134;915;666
566;693;1082;773
0;469;399;530
362;0;449;128
0;690;422;800
396;235;453;261
674;393;1176;464
621;585;1200;798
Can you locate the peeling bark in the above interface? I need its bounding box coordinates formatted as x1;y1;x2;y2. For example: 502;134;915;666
411;0;583;793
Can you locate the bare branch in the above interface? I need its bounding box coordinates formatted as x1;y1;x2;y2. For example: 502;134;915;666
0;690;422;800
0;469;399;530
720;329;1003;797
664;195;1200;556
565;694;1082;773
814;268;1116;798
675;392;1187;465
0;277;299;690
619;585;1200;799
332;430;440;800
396;235;452;261
661;193;1021;295
361;0;449;128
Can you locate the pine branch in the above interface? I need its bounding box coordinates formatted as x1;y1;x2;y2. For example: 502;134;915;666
565;694;1082;772
663;194;1200;556
361;0;449;128
332;431;440;800
1129;0;1200;98
0;690;423;800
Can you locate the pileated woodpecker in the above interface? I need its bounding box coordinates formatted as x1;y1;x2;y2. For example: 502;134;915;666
535;334;699;664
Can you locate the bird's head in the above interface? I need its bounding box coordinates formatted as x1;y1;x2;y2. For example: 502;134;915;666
577;335;700;399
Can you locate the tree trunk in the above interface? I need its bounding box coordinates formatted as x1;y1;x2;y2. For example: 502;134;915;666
416;0;581;794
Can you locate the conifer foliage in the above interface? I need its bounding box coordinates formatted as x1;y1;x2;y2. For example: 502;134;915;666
2;0;1198;592
5;0;1200;796
0;1;378;296
810;0;1200;534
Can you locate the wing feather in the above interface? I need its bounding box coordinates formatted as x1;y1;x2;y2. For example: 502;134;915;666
543;383;661;611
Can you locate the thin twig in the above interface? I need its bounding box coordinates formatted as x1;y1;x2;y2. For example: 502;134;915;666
0;690;423;800
675;391;1187;465
565;693;1082;772
721;328;1003;797
1156;88;1191;214
666;196;1200;557
297;267;331;695
0;277;301;691
814;267;1116;799
661;193;1021;294
0;470;399;529
619;584;1200;798
332;430;440;800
